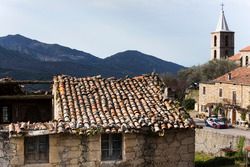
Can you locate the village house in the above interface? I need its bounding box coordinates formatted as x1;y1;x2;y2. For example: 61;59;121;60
0;74;195;167
199;67;250;126
229;45;250;67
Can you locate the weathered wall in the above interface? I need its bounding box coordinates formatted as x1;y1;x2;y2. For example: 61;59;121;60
0;129;195;167
0;133;12;167
141;129;195;167
196;128;250;156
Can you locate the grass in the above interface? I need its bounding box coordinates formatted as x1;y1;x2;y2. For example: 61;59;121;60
195;152;237;167
195;152;213;162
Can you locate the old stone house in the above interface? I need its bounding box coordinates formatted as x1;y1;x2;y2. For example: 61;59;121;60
0;74;195;167
229;45;250;67
199;67;250;124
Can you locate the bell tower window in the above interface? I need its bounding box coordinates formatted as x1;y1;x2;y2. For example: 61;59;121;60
246;56;249;66
225;35;229;46
214;36;217;47
214;50;217;59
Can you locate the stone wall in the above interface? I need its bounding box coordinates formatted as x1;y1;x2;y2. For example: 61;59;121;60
0;133;12;167
0;129;195;167
196;128;250;156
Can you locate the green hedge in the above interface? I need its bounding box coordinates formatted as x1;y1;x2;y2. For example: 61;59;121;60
182;98;196;110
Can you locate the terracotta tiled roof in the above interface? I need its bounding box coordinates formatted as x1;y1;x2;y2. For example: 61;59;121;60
6;74;195;137
52;74;194;134
228;53;242;61
240;45;250;52
213;67;250;85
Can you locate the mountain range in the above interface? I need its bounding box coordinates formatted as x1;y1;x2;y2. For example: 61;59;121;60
0;34;184;80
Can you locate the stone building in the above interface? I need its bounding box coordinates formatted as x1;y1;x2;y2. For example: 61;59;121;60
229;45;250;67
210;5;234;60
0;74;195;167
199;67;250;124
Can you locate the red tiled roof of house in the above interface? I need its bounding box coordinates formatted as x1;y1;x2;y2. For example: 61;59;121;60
213;67;250;85
7;74;195;137
228;53;242;61
53;74;194;134
240;45;250;52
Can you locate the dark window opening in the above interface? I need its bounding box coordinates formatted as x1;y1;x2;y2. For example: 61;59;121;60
0;106;12;123
214;36;217;47
214;50;217;59
225;35;229;46
25;135;49;164
203;87;206;95
101;134;122;161
219;88;223;97
0;99;52;124
246;56;249;66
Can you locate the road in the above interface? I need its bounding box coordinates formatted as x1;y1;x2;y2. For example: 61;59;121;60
194;118;250;139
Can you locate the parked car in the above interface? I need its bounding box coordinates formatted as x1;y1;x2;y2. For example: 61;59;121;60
205;117;229;129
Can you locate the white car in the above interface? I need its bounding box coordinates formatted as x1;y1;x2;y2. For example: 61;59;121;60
205;117;229;129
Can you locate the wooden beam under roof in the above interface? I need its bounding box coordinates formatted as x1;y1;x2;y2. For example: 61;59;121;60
0;80;53;85
0;95;53;100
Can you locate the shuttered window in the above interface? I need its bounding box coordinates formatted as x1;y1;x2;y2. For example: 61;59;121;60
25;135;49;164
0;106;11;123
219;88;223;97
101;134;122;161
203;87;206;95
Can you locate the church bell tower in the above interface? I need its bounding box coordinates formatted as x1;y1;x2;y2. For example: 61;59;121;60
211;4;234;60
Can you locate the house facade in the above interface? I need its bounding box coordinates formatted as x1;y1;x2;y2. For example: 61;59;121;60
199;67;250;124
0;74;195;167
229;45;250;67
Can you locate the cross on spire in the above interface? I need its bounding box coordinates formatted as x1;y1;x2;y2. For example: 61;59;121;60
216;2;229;31
221;3;224;11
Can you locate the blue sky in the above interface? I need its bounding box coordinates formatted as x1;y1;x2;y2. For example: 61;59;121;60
0;0;250;67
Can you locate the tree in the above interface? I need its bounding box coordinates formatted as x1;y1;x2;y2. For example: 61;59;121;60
161;60;237;102
178;59;237;86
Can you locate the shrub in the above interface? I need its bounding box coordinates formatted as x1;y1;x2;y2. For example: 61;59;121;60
182;98;196;110
241;112;246;121
235;136;245;161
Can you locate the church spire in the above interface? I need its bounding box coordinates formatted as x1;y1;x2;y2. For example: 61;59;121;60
215;3;230;32
210;3;234;60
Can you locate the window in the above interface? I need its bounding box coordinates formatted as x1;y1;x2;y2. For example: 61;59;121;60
25;135;49;164
201;105;207;112
232;91;236;104
214;50;217;59
219;88;223;97
214;35;217;47
246;56;249;66
203;87;206;95
0;106;11;123
225;35;229;46
101;134;122;161
0;99;52;123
